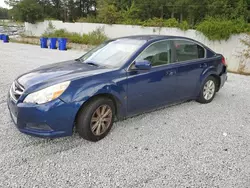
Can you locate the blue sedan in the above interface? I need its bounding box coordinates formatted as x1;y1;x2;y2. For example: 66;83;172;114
7;35;227;141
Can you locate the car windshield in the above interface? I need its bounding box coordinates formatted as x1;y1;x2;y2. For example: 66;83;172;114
78;38;146;68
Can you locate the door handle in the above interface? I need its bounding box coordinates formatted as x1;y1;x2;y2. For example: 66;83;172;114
200;63;208;68
165;70;176;76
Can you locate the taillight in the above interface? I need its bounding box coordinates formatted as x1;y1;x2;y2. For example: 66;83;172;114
222;56;227;66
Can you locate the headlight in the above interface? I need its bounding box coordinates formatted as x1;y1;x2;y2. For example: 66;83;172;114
24;81;70;104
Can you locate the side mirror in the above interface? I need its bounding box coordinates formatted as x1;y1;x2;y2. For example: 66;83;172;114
134;60;152;70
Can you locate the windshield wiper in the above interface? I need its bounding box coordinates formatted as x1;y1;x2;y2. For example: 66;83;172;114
85;61;99;67
75;58;82;62
76;59;100;67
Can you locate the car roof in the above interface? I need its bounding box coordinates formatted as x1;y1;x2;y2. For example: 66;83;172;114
113;35;210;50
116;35;195;42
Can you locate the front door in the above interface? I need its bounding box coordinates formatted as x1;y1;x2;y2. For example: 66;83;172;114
126;40;178;116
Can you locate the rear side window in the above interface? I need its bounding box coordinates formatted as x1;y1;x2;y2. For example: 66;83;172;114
173;40;205;62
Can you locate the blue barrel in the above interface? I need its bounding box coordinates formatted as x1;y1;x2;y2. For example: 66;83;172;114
49;38;57;49
0;34;3;40
58;38;67;51
3;35;9;43
40;37;48;48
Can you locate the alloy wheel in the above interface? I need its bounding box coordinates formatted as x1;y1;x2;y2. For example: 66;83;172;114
90;105;113;136
203;80;215;101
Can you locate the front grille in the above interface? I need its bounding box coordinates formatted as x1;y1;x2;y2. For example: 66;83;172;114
10;81;25;102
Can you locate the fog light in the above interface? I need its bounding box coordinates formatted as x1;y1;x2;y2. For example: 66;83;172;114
26;123;53;131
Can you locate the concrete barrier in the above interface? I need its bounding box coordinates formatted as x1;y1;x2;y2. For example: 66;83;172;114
24;20;250;74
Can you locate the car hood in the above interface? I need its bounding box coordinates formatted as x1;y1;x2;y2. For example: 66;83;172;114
17;60;110;89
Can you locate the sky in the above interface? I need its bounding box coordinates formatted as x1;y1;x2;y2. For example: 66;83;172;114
0;0;9;8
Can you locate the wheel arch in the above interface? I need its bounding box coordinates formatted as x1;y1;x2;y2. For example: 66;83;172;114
210;74;221;92
196;68;219;96
74;93;124;126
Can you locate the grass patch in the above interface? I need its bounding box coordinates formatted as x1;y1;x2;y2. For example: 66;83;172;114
42;28;108;45
10;38;39;45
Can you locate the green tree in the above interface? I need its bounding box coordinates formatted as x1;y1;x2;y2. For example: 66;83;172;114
4;0;19;7
121;1;141;20
4;0;250;27
232;0;249;20
0;7;9;19
10;0;43;23
97;0;121;24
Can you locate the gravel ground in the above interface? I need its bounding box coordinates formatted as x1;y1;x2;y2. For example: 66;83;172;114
0;43;250;188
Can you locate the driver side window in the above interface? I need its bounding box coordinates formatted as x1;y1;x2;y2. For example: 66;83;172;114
135;40;172;67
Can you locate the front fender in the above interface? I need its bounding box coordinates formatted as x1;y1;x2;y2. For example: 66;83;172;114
60;79;127;117
73;82;125;103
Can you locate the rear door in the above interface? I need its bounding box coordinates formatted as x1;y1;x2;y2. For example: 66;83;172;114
171;39;210;99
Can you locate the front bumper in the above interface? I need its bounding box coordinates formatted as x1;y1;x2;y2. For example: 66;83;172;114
7;94;81;138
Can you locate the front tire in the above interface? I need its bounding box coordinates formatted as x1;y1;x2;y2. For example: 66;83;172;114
197;76;217;104
76;97;115;142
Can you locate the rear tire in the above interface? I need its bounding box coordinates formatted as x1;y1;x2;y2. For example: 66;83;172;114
76;97;115;142
197;76;217;104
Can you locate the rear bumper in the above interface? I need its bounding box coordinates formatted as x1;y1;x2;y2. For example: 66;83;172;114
7;93;81;138
219;72;227;89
